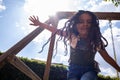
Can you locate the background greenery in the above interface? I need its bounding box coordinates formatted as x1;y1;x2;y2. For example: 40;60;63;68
0;52;119;80
104;0;120;7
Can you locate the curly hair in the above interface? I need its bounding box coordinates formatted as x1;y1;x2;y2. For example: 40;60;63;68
39;10;108;55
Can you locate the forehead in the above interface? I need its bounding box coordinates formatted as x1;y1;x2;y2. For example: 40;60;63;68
79;13;92;20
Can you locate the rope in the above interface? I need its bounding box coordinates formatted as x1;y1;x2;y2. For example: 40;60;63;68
109;20;120;79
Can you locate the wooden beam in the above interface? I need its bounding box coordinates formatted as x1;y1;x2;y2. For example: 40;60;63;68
43;17;59;80
94;12;120;20
0;27;43;63
56;11;120;20
8;55;41;80
0;17;54;64
0;26;43;80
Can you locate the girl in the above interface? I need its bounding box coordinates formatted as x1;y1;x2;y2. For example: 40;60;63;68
29;10;120;80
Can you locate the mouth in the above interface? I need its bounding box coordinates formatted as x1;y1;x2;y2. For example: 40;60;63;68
78;28;89;37
80;27;89;32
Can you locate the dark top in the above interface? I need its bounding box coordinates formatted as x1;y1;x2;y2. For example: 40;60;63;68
69;38;96;66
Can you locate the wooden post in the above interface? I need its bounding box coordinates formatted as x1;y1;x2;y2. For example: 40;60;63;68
43;16;59;80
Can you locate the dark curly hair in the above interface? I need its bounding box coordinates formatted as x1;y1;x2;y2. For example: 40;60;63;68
39;10;108;55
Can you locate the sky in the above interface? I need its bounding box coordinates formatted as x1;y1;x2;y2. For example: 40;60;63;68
0;0;120;77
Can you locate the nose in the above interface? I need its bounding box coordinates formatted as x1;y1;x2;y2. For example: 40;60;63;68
83;21;91;28
83;21;88;27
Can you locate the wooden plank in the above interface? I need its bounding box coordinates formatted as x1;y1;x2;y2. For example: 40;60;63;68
8;55;41;80
0;27;43;63
95;12;120;20
0;17;53;64
56;11;120;20
43;17;59;80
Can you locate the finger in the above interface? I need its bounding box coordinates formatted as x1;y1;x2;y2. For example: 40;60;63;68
29;18;34;23
37;16;39;20
30;23;38;26
30;23;34;25
33;15;37;20
29;17;32;21
29;16;34;21
29;16;35;22
29;15;36;21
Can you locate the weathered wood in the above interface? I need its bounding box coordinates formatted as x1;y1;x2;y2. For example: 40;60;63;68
43;17;59;80
0;26;43;80
0;18;55;64
8;55;41;80
0;27;43;63
56;11;120;20
0;61;5;69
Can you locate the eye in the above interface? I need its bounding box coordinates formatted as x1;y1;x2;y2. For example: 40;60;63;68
88;21;92;24
87;20;92;24
78;20;84;23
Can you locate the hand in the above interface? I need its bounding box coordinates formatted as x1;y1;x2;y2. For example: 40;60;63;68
29;16;41;26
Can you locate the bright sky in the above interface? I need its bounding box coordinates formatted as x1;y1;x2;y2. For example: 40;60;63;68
0;0;120;77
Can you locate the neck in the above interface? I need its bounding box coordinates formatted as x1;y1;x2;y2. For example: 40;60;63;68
79;34;88;39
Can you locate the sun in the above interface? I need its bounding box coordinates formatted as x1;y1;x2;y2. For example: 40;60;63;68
23;0;70;21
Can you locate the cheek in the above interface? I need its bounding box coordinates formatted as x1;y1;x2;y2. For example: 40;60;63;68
76;26;82;33
88;24;91;28
76;24;82;29
76;25;91;35
76;24;86;32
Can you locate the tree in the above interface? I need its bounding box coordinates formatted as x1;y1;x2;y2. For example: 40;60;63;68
104;0;120;7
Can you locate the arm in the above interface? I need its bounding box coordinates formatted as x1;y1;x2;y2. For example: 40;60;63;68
98;49;120;72
29;16;66;36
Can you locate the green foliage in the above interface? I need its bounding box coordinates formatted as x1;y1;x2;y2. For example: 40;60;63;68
0;57;67;80
98;74;120;80
0;51;2;55
0;52;119;80
103;0;120;7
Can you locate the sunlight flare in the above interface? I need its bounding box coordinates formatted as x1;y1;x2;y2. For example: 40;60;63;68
24;0;70;21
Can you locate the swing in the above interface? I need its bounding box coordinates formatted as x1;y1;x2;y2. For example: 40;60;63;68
109;20;120;79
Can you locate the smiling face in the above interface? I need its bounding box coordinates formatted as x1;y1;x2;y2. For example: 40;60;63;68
76;13;92;38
